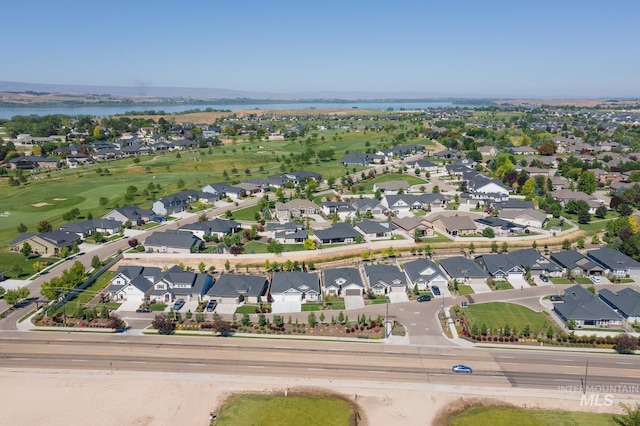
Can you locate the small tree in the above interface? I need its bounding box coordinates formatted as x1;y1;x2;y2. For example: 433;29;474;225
307;312;317;327
21;242;32;258
562;239;571;250
613;333;638;354
91;255;101;269
107;313;124;330
17;223;27;233
614;403;640;426
211;319;233;336
152;313;175;334
566;318;577;330
127;238;139;248
338;311;345;324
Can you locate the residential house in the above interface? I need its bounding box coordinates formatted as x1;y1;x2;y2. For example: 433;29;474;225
321;201;356;220
477;146;498;157
474;254;525;281
507;248;563;277
351;198;386;216
102;205;155;225
432;214;477;236
439;257;487;285
273;199;321;220
179;218;241;240
587;247;640;277
373;180;410;195
143;230;204;254
498;209;548;229
511;146;537;155
552;189;601;214
149;265;213;303
340;152;381;166
391;216;434;238
354;220;395;239
270;271;321;303
474;216;525;235
403;258;448;291
550;250;605;277
9;230;81;257
8;156;59;170
108;266;160;304
554;285;622;329
59;218;122;238
363;264;407;294
407;159;438;173
65;153;93;168
314;223;362;244
207;273;268;305
467;175;510;202
599;288;640;324
322;267;365;296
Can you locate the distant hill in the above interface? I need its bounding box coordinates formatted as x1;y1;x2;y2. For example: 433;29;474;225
0;80;456;101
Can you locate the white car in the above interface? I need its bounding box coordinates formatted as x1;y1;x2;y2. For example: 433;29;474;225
590;275;600;283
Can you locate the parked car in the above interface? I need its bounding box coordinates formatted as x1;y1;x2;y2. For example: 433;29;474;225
540;274;549;282
206;300;218;312
173;299;185;310
590;275;600;283
136;307;150;313
550;295;564;302
432;286;441;296
417;294;431;302
452;364;473;374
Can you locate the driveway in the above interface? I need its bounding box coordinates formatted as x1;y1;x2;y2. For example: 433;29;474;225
344;295;365;310
509;277;530;289
468;282;492;293
388;292;409;303
215;303;239;315
272;300;301;314
116;299;143;312
533;276;553;286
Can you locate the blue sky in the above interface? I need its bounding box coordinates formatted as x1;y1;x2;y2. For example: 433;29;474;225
2;0;639;98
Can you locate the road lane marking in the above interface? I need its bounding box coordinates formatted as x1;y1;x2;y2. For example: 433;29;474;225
71;359;87;362
328;349;345;352
275;346;291;349
247;366;264;369
497;356;514;359
131;361;146;364
617;362;633;365
553;359;573;362
10;358;29;361
620;382;639;386
308;368;326;371
367;370;384;374
188;363;205;366
57;339;73;341
220;344;237;347
441;353;456;356
554;379;574;382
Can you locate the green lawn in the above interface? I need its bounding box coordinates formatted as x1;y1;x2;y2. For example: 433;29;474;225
232;204;262;221
301;303;322;311
362;173;428;191
243;241;306;254
619;278;635;283
494;281;514;290
550;277;573;284
216;394;354;426
325;297;345;310
457;285;474;295
450;406;617;426
463;302;556;335
234;304;261;314
0;253;60;280
574;277;593;284
369;297;390;304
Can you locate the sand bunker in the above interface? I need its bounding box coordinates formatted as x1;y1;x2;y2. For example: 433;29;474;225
32;202;52;207
52;198;67;201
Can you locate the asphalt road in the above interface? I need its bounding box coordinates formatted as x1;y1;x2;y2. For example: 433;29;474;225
2;333;638;393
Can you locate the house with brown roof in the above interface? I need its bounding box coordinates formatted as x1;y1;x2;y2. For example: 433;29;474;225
273;199;321;220
432;214;477;236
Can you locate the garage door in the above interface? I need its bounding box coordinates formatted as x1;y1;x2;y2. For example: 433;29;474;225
281;293;300;302
344;288;361;296
391;286;405;293
508;273;523;280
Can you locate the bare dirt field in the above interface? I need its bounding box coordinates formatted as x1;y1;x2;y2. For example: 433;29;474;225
0;368;627;426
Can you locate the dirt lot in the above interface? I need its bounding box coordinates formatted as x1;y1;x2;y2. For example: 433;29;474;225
0;368;627;426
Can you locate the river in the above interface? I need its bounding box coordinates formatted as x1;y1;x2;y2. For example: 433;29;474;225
0;101;481;119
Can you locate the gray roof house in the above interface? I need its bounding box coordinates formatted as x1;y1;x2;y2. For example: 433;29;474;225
403;258;448;291
363;264;407;294
599;288;640;323
314;223;362;244
351;198;386;216
587;247;640;277
59;218;122;237
207;273;268;305
554;285;623;328
474;254;525;281
9;230;81;257
108;266;161;304
439;257;487;284
102;205;155;225
270;271;322;303
550;250;605;277
180;218;241;239
322;267;365;296
150;265;213;303
143;230;204;254
355;220;395;239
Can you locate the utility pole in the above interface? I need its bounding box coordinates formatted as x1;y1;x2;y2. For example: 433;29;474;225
583;357;589;394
